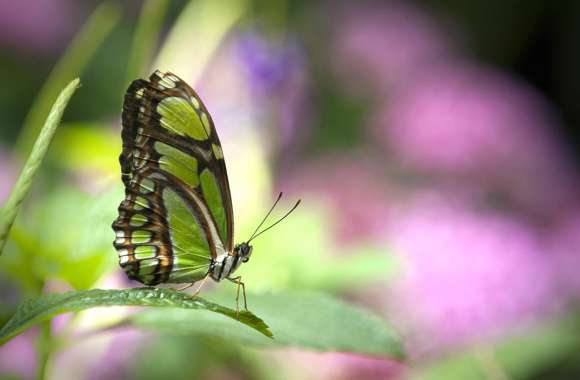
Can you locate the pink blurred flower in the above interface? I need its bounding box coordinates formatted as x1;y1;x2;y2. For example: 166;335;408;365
0;329;37;379
0;148;17;203
387;195;559;352
324;353;405;380
547;210;580;298
278;156;394;244
87;328;148;380
333;1;453;93
0;0;78;54
375;63;580;218
273;349;406;380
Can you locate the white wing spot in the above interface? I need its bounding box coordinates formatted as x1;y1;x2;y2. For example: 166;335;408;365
190;96;200;109
212;144;223;159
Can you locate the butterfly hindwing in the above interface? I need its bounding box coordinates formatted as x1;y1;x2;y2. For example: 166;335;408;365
112;70;234;285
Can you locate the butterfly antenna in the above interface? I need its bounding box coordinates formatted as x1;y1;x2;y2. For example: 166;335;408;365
247;199;301;243
247;192;283;242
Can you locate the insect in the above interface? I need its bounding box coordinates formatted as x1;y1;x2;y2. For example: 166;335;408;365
111;70;299;313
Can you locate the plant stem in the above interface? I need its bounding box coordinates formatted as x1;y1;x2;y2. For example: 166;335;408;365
35;321;52;380
125;0;170;84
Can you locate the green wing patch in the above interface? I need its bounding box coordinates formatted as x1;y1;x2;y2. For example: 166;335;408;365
200;169;227;245
157;96;210;140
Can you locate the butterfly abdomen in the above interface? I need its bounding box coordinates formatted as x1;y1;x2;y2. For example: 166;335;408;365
209;254;243;281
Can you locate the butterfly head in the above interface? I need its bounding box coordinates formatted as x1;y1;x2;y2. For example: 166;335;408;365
234;242;253;263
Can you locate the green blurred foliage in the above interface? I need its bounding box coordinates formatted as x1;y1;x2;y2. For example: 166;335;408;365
133;335;273;380
51;123;120;175
240;206;397;292
411;316;580;380
1;186;121;292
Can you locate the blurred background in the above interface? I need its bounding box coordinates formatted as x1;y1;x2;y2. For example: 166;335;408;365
1;0;580;379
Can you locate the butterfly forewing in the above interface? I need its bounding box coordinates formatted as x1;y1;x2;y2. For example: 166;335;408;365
112;70;234;285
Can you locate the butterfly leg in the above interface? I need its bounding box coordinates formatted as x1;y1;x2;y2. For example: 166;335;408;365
179;274;209;297
191;275;210;297
176;283;195;291
227;276;247;317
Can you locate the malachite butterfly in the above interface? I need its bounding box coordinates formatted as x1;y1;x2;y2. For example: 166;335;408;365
112;70;298;311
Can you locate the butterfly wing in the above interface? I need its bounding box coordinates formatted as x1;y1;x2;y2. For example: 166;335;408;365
112;70;234;285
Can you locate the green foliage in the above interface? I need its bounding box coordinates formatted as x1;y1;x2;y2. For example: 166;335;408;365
51;123;120;175
131;290;404;359
1;186;121;291
239;206;398;292
126;0;170;83
0;288;272;345
133;335;273;380
15;3;120;157
0;79;80;254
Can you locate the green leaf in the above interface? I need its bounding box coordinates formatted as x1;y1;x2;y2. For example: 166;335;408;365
0;79;81;254
130;291;405;359
15;2;120;156
0;288;272;345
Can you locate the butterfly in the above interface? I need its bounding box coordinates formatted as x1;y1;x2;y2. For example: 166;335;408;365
111;70;299;312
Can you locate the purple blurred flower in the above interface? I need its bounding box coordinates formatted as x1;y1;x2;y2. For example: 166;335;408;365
234;31;310;149
278;156;393;244
333;1;453;93
375;63;580;218
235;31;304;95
0;0;78;54
387;195;558;351
0;329;37;379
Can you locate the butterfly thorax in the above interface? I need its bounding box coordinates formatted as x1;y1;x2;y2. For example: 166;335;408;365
209;242;252;281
